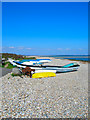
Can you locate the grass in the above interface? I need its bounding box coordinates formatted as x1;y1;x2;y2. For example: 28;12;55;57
0;56;36;69
6;63;17;69
1;62;17;69
0;64;2;67
11;73;22;77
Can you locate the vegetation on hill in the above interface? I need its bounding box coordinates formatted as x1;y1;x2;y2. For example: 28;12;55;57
0;62;16;69
0;53;36;69
2;53;36;60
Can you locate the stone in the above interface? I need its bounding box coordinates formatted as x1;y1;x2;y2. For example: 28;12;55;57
12;68;21;75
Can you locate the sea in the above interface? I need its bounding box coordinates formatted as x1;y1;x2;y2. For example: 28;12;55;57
42;55;90;62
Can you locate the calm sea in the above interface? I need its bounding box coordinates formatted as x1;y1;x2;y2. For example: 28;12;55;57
43;55;90;62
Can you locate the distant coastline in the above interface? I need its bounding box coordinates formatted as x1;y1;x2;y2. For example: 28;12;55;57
1;53;89;62
40;55;90;62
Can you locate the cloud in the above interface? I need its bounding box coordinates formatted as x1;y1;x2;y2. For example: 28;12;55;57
66;48;70;50
18;47;24;50
26;48;31;50
47;48;52;51
9;46;15;49
57;48;62;50
78;48;83;51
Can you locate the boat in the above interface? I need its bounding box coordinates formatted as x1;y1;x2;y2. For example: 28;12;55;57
32;72;56;78
8;58;80;73
14;59;51;65
34;70;56;73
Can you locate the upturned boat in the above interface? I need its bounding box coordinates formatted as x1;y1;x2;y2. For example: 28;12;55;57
8;58;80;73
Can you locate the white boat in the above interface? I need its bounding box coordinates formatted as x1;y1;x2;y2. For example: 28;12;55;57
8;58;80;73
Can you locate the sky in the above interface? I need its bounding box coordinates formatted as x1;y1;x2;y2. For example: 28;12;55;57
2;0;90;2
2;2;88;55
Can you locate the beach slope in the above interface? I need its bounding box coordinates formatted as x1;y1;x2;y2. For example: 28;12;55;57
1;58;88;118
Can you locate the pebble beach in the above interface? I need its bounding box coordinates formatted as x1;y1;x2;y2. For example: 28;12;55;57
0;58;88;118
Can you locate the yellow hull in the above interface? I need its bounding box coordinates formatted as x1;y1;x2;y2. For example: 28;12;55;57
32;72;56;78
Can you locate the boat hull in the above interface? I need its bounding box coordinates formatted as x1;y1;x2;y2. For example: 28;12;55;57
35;70;56;73
32;72;56;78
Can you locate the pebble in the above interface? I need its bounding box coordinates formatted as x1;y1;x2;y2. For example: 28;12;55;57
0;59;88;118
